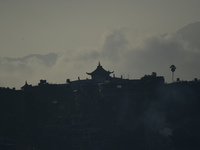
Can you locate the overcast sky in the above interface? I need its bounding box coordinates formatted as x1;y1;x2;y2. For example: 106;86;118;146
1;0;200;88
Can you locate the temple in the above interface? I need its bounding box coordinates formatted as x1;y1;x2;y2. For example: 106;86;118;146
86;61;114;82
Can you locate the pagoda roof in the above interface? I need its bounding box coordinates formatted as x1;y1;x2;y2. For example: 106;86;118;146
86;62;114;76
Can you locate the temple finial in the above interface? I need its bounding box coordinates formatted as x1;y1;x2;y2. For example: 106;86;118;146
98;61;101;66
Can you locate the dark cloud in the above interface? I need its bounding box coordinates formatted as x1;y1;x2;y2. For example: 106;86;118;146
1;23;200;88
4;53;58;67
0;53;58;88
177;22;200;50
124;32;200;81
101;29;128;62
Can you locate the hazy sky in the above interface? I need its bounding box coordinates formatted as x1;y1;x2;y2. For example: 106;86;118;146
1;0;200;88
1;0;200;57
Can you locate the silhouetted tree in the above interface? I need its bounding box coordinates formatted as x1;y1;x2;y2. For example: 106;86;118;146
66;79;70;84
170;65;176;82
151;72;157;77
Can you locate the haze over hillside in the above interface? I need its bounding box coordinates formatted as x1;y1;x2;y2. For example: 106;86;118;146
1;22;200;89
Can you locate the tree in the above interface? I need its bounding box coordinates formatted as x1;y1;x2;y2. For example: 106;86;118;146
170;65;176;82
66;79;71;84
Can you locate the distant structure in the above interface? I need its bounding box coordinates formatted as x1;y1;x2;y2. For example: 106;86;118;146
20;62;165;91
86;61;114;82
21;81;32;90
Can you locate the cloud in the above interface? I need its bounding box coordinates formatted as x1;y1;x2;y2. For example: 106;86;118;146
126;33;200;81
100;27;200;82
1;24;200;89
177;22;200;50
101;29;128;62
0;54;57;88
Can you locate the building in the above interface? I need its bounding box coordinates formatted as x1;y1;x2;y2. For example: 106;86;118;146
86;61;114;82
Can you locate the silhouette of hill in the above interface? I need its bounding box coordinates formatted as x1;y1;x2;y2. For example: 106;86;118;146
177;22;200;50
1;72;200;149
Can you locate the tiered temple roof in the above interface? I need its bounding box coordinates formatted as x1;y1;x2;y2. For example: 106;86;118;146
86;62;114;81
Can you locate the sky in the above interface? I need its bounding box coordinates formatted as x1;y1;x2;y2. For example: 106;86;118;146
1;0;200;89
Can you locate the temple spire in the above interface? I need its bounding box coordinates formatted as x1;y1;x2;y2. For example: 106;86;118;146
98;61;101;66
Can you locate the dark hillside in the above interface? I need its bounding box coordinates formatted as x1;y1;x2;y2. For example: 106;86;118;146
0;79;200;149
